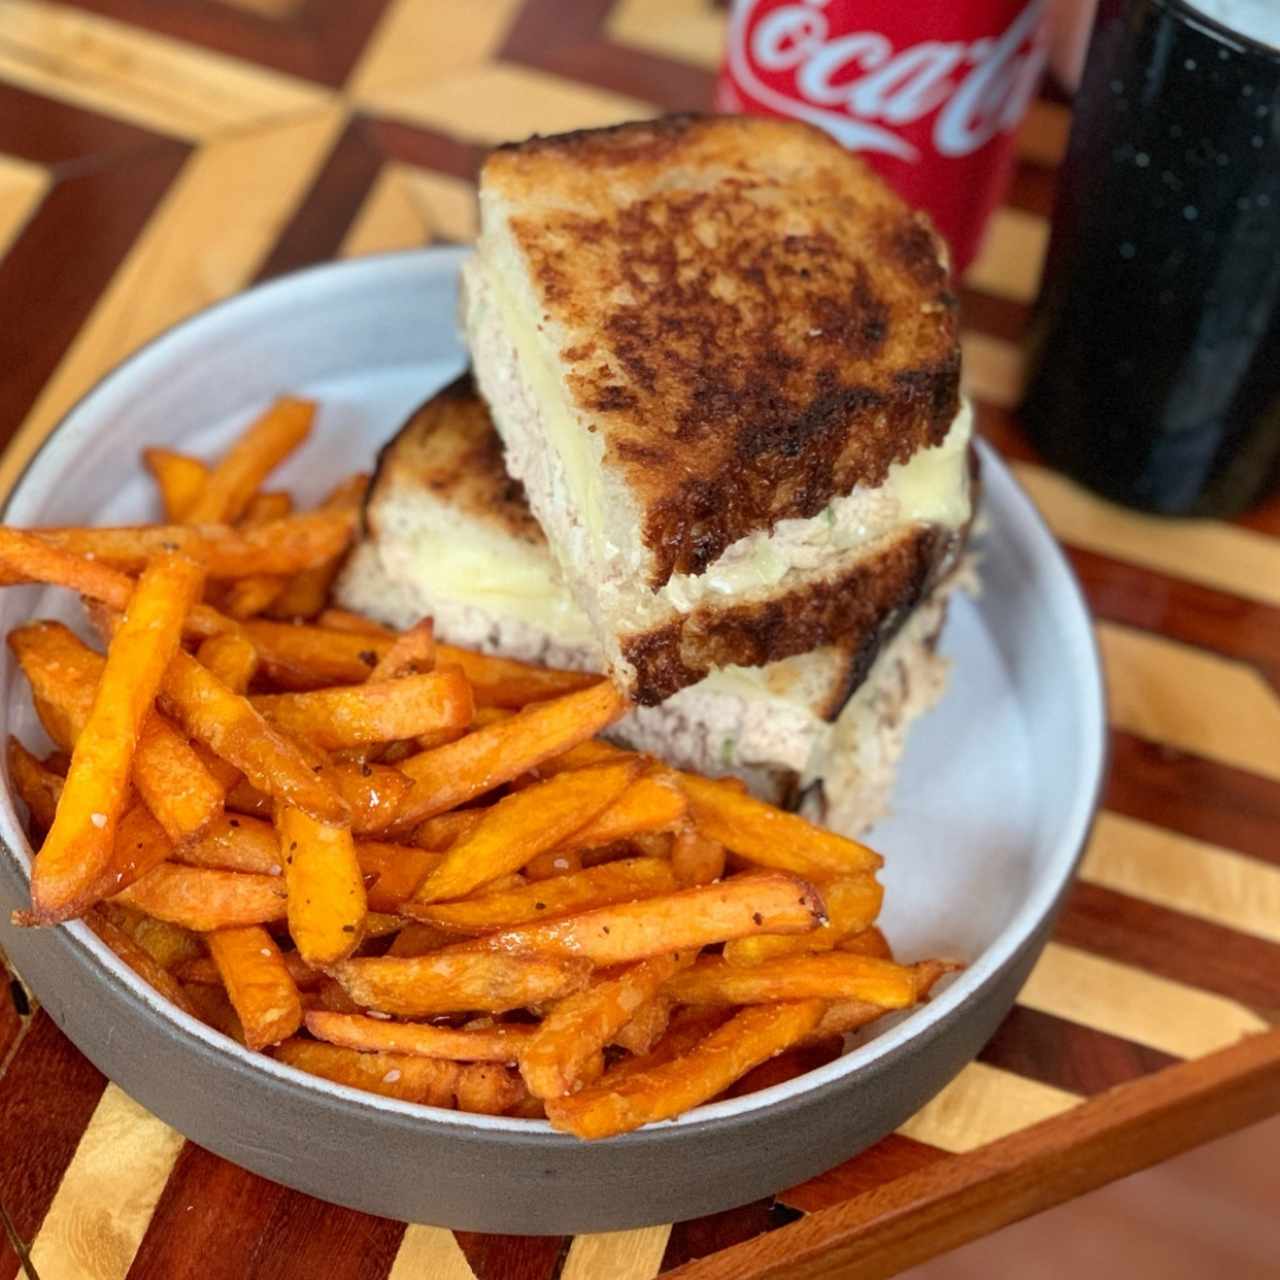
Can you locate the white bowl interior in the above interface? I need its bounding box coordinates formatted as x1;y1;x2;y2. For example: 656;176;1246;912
0;249;1104;1133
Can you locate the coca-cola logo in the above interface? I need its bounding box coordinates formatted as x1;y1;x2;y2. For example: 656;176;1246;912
725;0;1048;163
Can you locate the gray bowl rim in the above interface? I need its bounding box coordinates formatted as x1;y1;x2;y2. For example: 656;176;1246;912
0;246;1108;1149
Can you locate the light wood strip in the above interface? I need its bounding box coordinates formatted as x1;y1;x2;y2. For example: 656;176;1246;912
339;163;424;259
1020;942;1268;1061
355;61;653;144
219;0;304;17
0;153;48;259
897;1062;1078;1153
1014;463;1280;609
960;332;1025;409
0;106;344;505
399;167;478;244
27;1084;184;1280
1083;811;1280;946
348;0;524;101
1098;623;1280;783
561;1225;674;1280
963;206;1048;304
0;0;330;141
606;0;724;69
388;1225;477;1280
1016;99;1071;167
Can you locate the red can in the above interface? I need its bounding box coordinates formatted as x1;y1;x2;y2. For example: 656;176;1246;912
716;0;1050;271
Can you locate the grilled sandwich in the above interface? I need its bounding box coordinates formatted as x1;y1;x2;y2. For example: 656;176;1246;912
338;379;968;833
461;114;971;705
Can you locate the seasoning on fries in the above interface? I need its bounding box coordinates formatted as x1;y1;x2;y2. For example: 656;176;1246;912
0;395;959;1138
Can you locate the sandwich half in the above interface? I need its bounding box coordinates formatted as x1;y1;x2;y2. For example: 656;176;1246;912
461;113;971;705
338;378;972;834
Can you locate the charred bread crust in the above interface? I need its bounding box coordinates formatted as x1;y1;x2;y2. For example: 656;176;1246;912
363;373;544;548
620;521;960;705
485;114;960;588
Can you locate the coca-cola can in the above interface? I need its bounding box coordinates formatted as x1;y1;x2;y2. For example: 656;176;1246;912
716;0;1050;271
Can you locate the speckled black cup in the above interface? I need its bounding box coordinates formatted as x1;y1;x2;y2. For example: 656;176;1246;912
1024;0;1280;516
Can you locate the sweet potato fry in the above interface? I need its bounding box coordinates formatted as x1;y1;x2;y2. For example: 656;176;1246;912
252;669;473;751
278;805;366;966
224;574;287;621
184;397;314;525
664;952;918;1008
355;840;441;912
183;982;245;1043
113;864;287;930
315;609;393;637
274;1039;461;1106
456;1064;528;1116
329;952;592;1017
8;737;62;833
244;619;387;688
411;810;485;852
143;448;209;521
603;1008;729;1085
94;802;175;899
240;491;294;525
159;650;348;825
24;511;353;579
838;926;894;958
31;552;203;921
727;1037;845;1097
405;858;676;935
304;1011;534;1063
610;994;673;1057
433;644;600;708
9;621;224;844
679;773;883;878
722;873;883;967
411;760;641;903
669;826;727;887
177;947;320;990
390;682;631;830
174;813;281;875
386;921;457;957
458;871;824;966
807;959;955;1041
195;632;260;694
85;909;197;1017
556;770;688;853
545;1000;825;1139
207;925;303;1050
265;474;367;620
326;761;411;834
369;618;434;681
520;951;694;1100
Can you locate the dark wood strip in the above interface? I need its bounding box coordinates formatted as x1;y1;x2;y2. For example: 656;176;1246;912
1006;161;1057;218
0;967;20;1069
977;1005;1177;1095
237;1191;404;1280
1058;880;1280;1017
665;1028;1280;1279
125;1144;288;1280
0;142;189;451
1107;729;1280;869
0;1013;108;1280
57;0;392;87
1235;487;1280;538
778;1136;946;1215
253;117;382;283
973;401;1039;463
660;1199;788;1273
0;81;173;166
502;0;713;110
366;119;484;182
1071;546;1280;691
454;1231;566;1280
958;288;1030;345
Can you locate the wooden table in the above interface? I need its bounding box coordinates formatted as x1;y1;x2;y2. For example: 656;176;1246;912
2;3;1278;1278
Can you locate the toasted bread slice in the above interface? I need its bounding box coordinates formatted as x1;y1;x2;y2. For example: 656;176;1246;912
462;114;967;702
338;381;970;828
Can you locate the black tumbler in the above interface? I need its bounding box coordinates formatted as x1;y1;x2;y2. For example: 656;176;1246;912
1022;0;1280;516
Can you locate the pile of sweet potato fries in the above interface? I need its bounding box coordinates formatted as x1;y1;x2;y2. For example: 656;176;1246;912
0;397;954;1139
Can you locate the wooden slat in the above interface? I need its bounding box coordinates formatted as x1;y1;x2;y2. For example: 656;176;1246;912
1099;624;1280;784
963;207;1048;305
561;1226;672;1280
664;1029;1280;1280
1083;811;1280;944
0;0;330;141
605;0;724;69
0;1015;108;1280
387;1226;476;1280
779;1137;947;1215
960;333;1026;409
0;156;48;261
28;1085;183;1280
661;1201;789;1272
896;1063;1078;1153
452;1231;566;1280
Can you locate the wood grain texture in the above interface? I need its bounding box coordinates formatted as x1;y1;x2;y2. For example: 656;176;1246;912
561;1226;672;1280
387;1226;476;1280
452;1231;566;1280
661;1201;790;1272
663;1029;1280;1280
779;1137;947;1215
0;1015;108;1280
0;157;48;261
